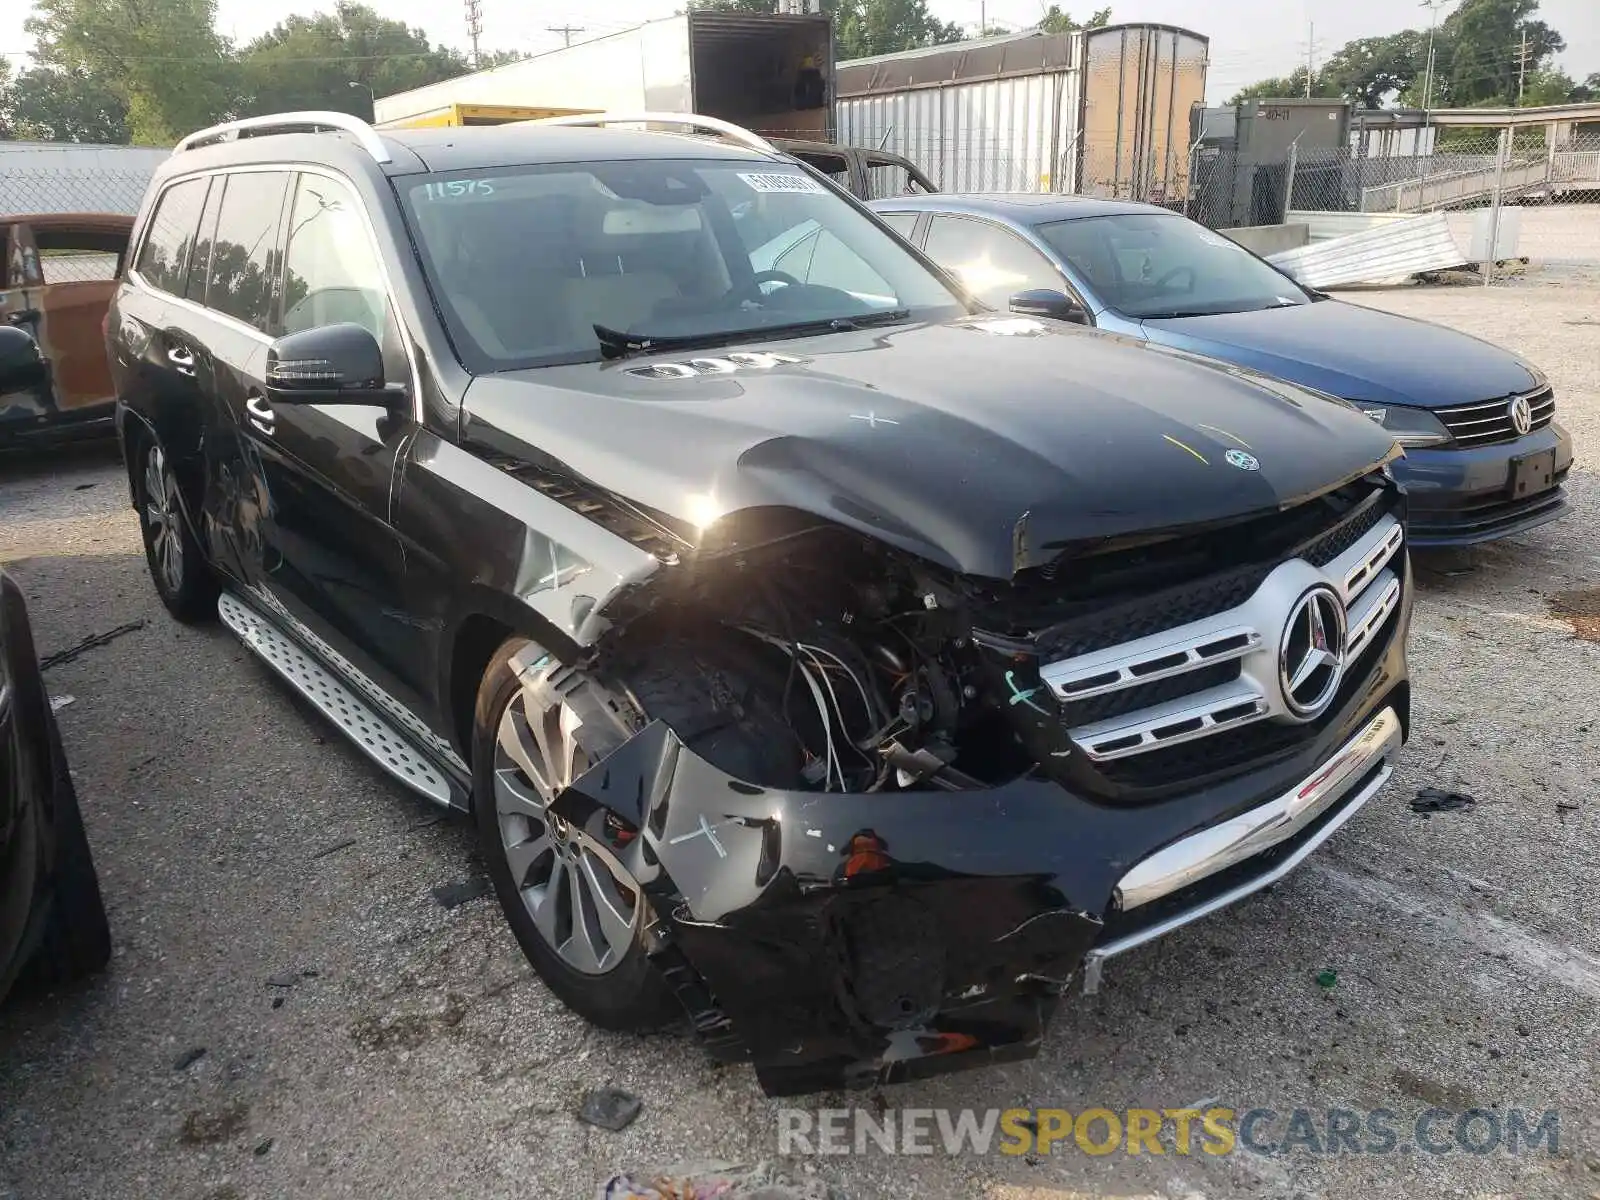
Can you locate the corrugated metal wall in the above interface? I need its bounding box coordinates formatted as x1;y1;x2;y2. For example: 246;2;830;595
839;69;1082;193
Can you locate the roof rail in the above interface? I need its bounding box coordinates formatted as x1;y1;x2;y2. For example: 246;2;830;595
521;111;776;155
174;111;392;165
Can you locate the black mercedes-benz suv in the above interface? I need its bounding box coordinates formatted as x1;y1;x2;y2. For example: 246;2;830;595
107;110;1412;1095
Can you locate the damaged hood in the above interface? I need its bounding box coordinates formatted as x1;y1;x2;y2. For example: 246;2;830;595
462;316;1398;579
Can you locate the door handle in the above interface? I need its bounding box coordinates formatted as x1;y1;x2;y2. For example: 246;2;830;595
168;345;195;376
246;393;276;436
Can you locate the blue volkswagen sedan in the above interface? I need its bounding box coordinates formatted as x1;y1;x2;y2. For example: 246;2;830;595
866;194;1571;546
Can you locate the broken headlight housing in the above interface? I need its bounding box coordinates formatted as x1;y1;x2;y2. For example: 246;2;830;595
1357;403;1451;448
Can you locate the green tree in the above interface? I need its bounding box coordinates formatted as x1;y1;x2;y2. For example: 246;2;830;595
1439;0;1565;106
6;66;131;142
1320;32;1421;108
24;0;232;144
1517;67;1576;105
1037;6;1111;35
1227;67;1342;105
838;0;963;57
237;3;469;120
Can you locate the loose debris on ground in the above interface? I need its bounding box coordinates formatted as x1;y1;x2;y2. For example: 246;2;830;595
597;1162;845;1200
578;1086;643;1133
38;618;145;671
1411;787;1478;814
431;876;492;909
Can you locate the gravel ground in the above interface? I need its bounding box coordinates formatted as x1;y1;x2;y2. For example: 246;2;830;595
3;272;1600;1200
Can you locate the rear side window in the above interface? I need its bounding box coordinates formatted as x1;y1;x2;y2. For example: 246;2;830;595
134;177;209;296
206;171;291;331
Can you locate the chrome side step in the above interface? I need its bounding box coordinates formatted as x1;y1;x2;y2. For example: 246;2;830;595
218;592;453;806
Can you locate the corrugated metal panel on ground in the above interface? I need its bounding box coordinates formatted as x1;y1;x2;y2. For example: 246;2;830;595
838;69;1079;193
1267;212;1465;288
1286;209;1412;243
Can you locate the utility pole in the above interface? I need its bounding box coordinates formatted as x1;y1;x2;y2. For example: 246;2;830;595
547;24;585;48
464;0;482;67
1516;28;1530;104
1418;0;1456;114
1306;21;1314;97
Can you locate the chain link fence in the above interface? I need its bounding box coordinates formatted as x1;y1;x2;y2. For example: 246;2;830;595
0;146;168;218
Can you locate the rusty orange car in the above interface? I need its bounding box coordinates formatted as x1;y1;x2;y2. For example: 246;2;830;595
0;213;134;447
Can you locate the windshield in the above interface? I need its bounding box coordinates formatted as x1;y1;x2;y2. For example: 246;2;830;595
398;158;968;370
1034;213;1310;319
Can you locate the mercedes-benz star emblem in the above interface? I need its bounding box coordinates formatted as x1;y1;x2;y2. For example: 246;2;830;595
1508;394;1533;437
1280;586;1347;720
1225;449;1260;471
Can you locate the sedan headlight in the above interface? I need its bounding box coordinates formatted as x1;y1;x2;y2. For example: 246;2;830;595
1357;403;1452;448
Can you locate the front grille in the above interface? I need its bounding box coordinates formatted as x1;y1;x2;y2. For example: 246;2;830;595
1435;387;1555;447
1029;492;1405;787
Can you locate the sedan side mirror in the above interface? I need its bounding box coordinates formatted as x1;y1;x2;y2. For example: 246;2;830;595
0;325;48;395
265;323;403;407
1010;289;1087;325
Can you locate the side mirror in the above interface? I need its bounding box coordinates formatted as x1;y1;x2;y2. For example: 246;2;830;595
265;323;402;407
0;325;48;395
1010;289;1087;325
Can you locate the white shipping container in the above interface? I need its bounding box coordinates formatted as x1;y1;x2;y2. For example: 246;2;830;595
838;31;1084;195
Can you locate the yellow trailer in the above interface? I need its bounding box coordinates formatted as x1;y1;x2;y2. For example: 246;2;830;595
373;103;595;130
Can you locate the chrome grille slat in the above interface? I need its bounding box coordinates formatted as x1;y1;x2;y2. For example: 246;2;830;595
1435;387;1555;446
1042;512;1405;765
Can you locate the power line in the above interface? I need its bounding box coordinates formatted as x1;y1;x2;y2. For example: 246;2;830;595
546;24;585;49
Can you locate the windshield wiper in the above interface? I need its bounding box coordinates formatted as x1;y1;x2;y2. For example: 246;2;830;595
595;309;912;361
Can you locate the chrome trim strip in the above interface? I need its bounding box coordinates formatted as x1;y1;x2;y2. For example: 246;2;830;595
1079;705;1402;994
1115;705;1401;911
1070;681;1270;761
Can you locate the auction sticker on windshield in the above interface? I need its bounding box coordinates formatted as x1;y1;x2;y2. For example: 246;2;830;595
739;172;826;194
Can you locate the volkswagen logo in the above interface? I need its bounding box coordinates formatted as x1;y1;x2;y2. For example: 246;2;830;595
1508;393;1533;437
1225;449;1260;471
1279;587;1347;720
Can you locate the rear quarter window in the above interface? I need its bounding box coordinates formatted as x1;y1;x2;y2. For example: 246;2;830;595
134;177;209;296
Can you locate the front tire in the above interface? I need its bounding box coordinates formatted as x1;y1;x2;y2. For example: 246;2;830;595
472;638;676;1031
135;437;217;623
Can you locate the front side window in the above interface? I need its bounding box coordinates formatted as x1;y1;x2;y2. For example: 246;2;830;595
1035;214;1310;319
206;171;291;331
923;215;1063;308
278;173;405;380
398;158;967;372
134;177;209;297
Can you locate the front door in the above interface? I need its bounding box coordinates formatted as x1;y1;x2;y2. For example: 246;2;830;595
245;170;426;715
19;218;130;419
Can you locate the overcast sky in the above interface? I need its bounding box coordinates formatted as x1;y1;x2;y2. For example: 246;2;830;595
2;0;1595;107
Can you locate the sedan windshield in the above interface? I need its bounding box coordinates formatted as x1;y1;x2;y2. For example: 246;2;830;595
398;159;968;370
1035;213;1310;319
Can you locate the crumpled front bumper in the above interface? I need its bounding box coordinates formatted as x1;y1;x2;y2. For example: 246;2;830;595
555;650;1408;1096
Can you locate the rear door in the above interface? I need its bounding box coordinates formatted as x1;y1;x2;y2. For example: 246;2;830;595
23;218;131;419
244;169;425;714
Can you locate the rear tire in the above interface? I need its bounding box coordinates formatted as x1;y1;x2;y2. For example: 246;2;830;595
135;435;217;623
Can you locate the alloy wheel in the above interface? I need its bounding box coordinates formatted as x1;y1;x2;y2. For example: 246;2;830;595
144;445;184;595
493;685;643;975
